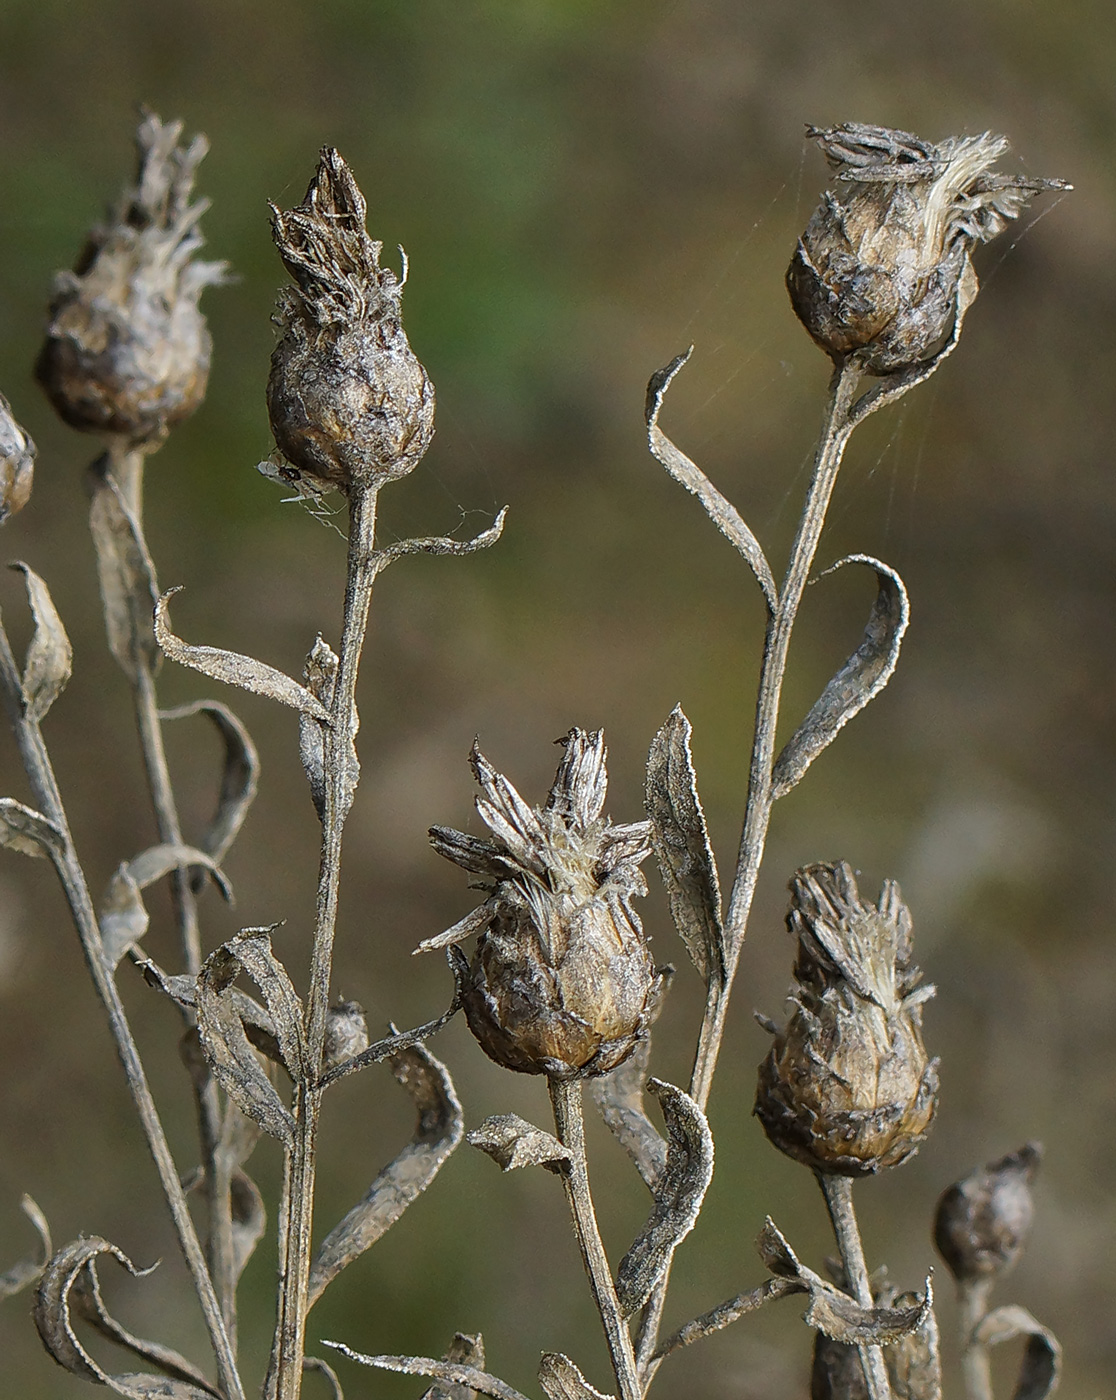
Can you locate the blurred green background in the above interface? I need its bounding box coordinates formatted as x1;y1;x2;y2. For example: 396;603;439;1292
0;1;1110;1396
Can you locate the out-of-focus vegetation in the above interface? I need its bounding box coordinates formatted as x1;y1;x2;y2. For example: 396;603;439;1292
0;3;1110;1397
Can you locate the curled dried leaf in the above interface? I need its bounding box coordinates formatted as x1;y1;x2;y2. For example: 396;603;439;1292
757;1218;930;1347
771;556;909;799
155;589;331;723
196;928;307;1144
88;462;162;683
10;563;72;723
33;1236;221;1399
100;844;232;969
370;507;508;572
466;1114;571;1173
308;1045;463;1307
538;1352;614;1400
645;708;723;986
303;1356;344;1400
615;1078;714;1317
158;701;260;881
321;1342;531;1400
0;797;65;859
971;1305;1061;1400
646;349;777;613
0;1194;52;1299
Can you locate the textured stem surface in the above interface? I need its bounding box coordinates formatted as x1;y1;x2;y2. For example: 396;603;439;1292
549;1077;643;1400
270;482;381;1400
958;1277;995;1400
0;622;244;1400
819;1174;894;1400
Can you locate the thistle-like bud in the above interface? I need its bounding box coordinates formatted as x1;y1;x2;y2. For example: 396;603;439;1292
0;392;35;524
267;149;435;495
755;862;938;1176
787;123;1068;373
934;1142;1041;1283
322;999;370;1072
422;729;660;1079
36;110;227;444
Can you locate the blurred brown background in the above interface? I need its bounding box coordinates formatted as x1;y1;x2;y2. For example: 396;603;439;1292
0;2;1110;1397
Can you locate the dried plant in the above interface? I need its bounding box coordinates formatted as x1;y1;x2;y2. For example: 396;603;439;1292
0;115;1071;1400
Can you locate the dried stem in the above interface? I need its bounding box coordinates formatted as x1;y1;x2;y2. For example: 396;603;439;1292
958;1277;995;1400
0;620;244;1400
819;1174;894;1400
104;440;238;1339
270;480;382;1400
549;1076;643;1400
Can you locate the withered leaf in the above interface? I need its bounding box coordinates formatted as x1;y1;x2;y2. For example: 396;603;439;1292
0;796;65;859
972;1305;1061;1400
228;1169;266;1289
88;461;161;683
589;972;670;1191
369;507;508;572
420;1333;485;1400
321;1342;531;1400
757;1218;930;1347
645;349;777;613
0;1194;52;1298
33;1236;221;1399
158;701;260;882
308;1045;462;1307
155;589;331;724
100;844;232;969
303;1356;344;1400
196;928;307;1144
466;1114;570;1173
141;957;283;1067
299;635;346;823
654;1277;798;1361
771;555;909;800
615;1078;714;1317
538;1352;614;1400
10;563;72;723
645;708;724;986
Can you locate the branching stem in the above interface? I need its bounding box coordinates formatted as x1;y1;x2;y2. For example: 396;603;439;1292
819;1174;894;1400
549;1077;643;1400
270;480;382;1400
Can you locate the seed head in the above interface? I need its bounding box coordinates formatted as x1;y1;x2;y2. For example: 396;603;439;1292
36;110;227;444
755;862;938;1176
0;393;35;525
934;1141;1041;1283
322;999;370;1072
267;149;435;495
423;729;660;1079
787;123;1068;373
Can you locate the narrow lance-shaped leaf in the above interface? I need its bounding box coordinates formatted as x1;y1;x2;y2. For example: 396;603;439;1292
322;1342;532;1400
158;700;260;881
10;563;72;723
196;928;307;1145
589;970;671;1190
771;555;910;800
155;589;331;724
645;349;777;613
100;844;233;970
538;1352;615;1400
419;1333;485;1400
308;1044;463;1307
615;1078;714;1317
0;797;65;859
33;1236;221;1399
645;708;724;987
757;1218;931;1347
88;460;161;683
466;1114;570;1173
0;1194;52;1299
972;1305;1061;1400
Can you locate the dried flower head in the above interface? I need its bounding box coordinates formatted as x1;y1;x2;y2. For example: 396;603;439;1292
787;123;1068;373
0;393;35;525
934;1141;1041;1283
267;149;435;495
36;110;227;444
421;729;660;1079
322;1000;370;1072
755;862;938;1176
